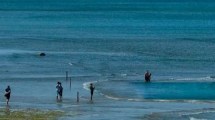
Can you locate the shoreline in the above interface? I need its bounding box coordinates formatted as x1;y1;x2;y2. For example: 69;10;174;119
1;77;215;120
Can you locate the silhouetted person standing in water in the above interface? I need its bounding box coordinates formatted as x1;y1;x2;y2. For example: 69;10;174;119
56;82;63;101
90;83;95;101
145;70;151;82
4;86;11;105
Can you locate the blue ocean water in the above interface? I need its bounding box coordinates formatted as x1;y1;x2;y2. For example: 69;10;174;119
0;0;215;119
97;80;215;100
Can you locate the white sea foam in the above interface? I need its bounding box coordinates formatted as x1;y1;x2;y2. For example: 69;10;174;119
127;98;143;102
83;80;108;91
68;63;73;66
104;95;121;100
180;109;215;117
82;80;122;100
83;81;92;91
173;76;215;82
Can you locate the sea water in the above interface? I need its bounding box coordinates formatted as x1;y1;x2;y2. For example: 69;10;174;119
0;0;215;119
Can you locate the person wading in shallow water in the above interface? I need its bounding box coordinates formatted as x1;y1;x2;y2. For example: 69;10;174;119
145;70;152;82
4;86;11;105
56;82;63;101
90;83;95;101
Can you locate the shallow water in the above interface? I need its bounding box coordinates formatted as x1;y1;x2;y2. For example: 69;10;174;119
133;81;215;100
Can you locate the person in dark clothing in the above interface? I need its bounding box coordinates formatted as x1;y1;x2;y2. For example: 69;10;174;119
4;86;11;105
145;70;152;82
56;82;63;101
58;83;63;100
90;83;95;101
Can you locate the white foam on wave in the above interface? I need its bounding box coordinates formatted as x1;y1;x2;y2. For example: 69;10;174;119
127;98;143;102
83;81;93;91
180;109;215;117
174;76;215;82
68;63;73;66
82;79;123;101
103;95;121;100
83;80;107;91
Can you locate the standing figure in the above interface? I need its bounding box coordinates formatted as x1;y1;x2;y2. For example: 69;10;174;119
145;70;152;82
4;86;11;105
90;83;95;101
56;82;63;101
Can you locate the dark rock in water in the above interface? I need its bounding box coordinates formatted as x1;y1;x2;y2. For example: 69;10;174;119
39;53;46;56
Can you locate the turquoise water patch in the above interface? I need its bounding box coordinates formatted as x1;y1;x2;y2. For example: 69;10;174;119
133;82;215;100
97;80;215;100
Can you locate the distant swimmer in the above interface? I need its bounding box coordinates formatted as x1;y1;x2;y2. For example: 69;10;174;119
4;86;11;105
145;70;151;82
90;83;95;101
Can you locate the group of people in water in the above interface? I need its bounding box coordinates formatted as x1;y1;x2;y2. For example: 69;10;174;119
4;82;95;105
54;70;150;103
55;81;95;102
4;70;150;105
